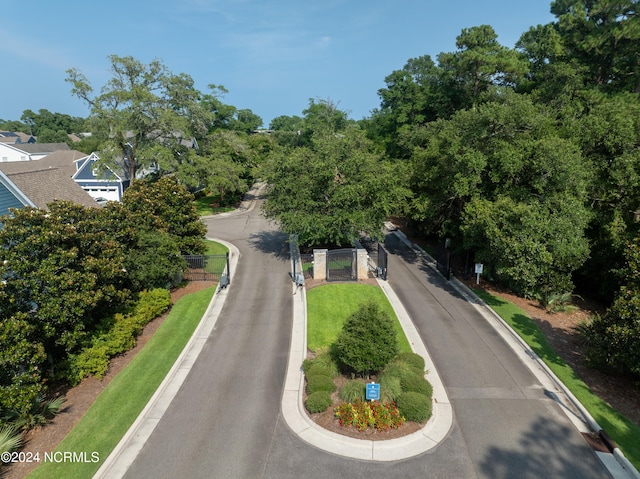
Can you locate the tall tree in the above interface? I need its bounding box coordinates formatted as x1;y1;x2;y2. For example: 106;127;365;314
66;55;203;179
262;123;409;246
551;0;640;93
437;25;529;109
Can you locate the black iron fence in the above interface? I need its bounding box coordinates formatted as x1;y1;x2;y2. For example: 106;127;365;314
182;253;230;283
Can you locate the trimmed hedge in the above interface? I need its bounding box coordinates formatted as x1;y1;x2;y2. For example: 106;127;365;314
305;391;333;413
400;373;433;397
395;352;426;372
306;374;337;395
396;392;432;423
63;289;172;385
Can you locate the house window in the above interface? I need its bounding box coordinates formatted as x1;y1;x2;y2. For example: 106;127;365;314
1;157;7;162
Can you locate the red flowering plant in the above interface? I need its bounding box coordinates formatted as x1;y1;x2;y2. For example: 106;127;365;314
335;400;405;432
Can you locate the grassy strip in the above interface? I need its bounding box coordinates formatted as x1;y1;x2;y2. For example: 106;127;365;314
474;288;640;470
194;195;237;216
204;239;229;256
28;286;216;479
306;283;411;353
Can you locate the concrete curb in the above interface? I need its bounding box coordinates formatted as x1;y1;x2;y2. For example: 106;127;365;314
281;276;453;461
93;239;240;479
406;236;640;479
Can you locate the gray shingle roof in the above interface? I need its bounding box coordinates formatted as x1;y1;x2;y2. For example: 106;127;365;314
0;167;99;210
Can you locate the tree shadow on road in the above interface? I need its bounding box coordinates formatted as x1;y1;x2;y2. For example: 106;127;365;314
247;230;290;261
479;414;605;479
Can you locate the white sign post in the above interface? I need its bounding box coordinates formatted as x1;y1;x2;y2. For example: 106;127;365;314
474;263;484;285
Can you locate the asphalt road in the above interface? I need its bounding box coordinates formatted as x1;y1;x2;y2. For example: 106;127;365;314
121;202;610;479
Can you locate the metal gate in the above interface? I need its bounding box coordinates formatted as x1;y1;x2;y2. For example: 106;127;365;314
377;244;388;280
183;253;230;282
326;248;357;282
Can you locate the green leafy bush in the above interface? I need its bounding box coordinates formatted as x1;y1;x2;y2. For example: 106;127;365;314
306;374;337;395
63;289;171;385
339;380;366;403
302;349;339;378
333;300;399;377
400;374;433;397
394;352;426;372
305;391;333;413
396;392;432;423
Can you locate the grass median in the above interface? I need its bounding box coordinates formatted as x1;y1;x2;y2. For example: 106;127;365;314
474;288;640;471
306;283;411;353
28;285;216;479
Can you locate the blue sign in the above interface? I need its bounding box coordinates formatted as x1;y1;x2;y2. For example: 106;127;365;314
366;382;380;401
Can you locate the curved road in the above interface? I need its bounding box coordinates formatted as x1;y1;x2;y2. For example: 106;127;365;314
121;199;610;478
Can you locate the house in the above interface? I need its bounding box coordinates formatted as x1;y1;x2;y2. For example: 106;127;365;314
0;142;69;162
0;150;130;203
0;131;36;144
0;170;35;221
73;152;130;202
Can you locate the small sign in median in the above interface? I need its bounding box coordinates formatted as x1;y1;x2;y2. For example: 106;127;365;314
366;382;380;401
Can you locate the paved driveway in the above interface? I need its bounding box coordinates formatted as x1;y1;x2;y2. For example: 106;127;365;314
120;203;610;479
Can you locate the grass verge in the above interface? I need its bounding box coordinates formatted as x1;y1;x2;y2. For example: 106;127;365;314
474;288;640;471
306;283;411;353
204;239;229;256
27;286;216;479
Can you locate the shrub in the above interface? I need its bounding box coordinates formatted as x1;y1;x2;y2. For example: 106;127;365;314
396;392;432;423
305;391;333;413
339;380;366;403
400;374;433;397
333;299;399;377
0;424;22;454
306;374;337;395
62;288;171;385
379;375;402;403
381;359;421;383
394;352;426;372
302;349;339;378
4;395;66;431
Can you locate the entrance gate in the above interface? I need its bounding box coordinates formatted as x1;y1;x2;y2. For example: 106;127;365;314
326;248;357;282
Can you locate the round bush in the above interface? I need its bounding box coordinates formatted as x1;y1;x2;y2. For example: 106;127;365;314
394;352;426;372
306;361;339;379
400;373;433;397
339;380;366;403
306;374;337;395
396;392;432;423
379;375;402;403
305;391;333;413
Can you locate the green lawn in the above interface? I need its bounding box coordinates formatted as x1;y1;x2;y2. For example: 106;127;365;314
28;286;216;479
204;239;229;256
306;283;411;353
474;288;640;471
194;194;238;216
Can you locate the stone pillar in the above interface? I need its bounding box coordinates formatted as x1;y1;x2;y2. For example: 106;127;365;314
313;249;327;281
356;249;368;280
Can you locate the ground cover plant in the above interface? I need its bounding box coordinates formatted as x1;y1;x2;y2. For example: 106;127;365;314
474;288;640;471
26;286;216;479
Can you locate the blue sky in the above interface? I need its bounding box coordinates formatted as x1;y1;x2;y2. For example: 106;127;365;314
1;0;555;128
